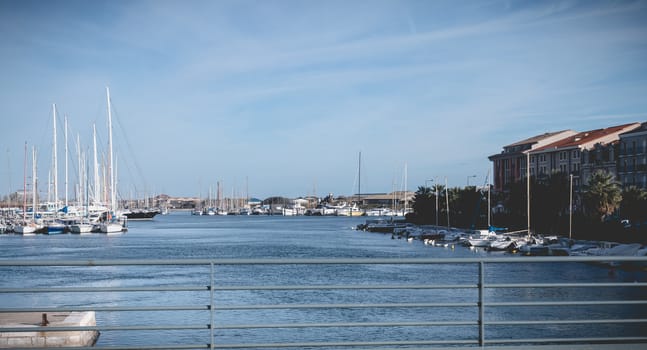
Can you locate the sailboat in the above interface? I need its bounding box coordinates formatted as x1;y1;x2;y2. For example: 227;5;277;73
70;150;93;234
14;142;40;235
345;151;364;216
44;105;68;235
99;87;125;234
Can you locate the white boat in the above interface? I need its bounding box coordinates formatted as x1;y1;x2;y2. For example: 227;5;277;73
468;230;497;247
70;224;93;234
366;208;396;216
70;219;94;234
14;223;39;235
100;221;124;234
488;237;517;251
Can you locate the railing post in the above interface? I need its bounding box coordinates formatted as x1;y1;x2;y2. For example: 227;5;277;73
478;261;485;346
210;262;215;350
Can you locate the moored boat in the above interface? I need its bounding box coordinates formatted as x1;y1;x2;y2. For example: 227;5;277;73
100;221;125;234
122;208;160;221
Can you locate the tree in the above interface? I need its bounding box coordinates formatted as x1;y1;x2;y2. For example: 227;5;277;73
583;171;622;222
411;186;435;224
620;186;647;224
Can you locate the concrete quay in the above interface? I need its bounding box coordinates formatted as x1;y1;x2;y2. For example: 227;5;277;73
0;311;98;348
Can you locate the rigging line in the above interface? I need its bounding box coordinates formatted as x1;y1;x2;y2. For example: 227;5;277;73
109;101;146;195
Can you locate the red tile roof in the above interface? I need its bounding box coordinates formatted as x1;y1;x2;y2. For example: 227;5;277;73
531;123;640;152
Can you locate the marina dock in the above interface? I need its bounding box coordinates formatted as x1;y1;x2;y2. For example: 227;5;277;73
0;312;98;348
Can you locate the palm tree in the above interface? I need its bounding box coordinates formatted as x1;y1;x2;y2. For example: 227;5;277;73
411;186;435;224
583;171;622;222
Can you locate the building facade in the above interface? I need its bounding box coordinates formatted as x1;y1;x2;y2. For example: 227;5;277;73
488;130;576;192
617;122;647;189
527;123;640;188
489;122;642;192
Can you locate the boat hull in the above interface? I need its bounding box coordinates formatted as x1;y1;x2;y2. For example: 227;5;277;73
100;223;124;234
123;210;160;221
47;224;66;235
70;224;93;234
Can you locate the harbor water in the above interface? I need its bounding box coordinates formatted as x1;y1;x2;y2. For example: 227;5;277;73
1;212;646;347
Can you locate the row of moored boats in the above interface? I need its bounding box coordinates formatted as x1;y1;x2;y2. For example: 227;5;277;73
358;219;647;267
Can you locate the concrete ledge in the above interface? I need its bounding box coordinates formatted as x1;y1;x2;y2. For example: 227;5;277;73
0;312;99;348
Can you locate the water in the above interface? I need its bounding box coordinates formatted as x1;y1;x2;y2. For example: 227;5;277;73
1;212;646;348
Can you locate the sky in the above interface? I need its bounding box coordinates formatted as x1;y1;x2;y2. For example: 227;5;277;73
1;0;646;200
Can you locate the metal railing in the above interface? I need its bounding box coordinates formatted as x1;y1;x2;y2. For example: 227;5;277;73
1;257;647;349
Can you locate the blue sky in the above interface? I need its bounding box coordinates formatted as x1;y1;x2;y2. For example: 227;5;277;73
1;0;646;199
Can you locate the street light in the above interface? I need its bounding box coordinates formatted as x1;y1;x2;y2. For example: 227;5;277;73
467;175;477;187
425;178;439;227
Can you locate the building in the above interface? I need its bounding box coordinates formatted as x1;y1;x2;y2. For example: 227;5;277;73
527;123;640;188
617;122;647;189
488;130;577;192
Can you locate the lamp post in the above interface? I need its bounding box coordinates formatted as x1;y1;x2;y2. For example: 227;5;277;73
425;179;438;226
569;174;579;240
569;174;573;240
467;175;476;187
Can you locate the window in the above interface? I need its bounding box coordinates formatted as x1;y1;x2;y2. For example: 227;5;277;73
560;151;567;160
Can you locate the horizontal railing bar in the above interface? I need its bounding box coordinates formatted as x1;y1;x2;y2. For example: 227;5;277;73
210;339;479;349
488;282;647;288
0;285;209;293
0;305;209;312
0;324;209;332
486;300;647;307
487;318;647;325
486;336;647;344
213;284;477;291
9;346;210;350
214;302;477;310
2;282;641;293
214;320;478;329
1;256;646;267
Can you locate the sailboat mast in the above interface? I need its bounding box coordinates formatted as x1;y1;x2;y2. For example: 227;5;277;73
77;133;81;207
64;115;68;208
487;178;491;229
32;146;37;221
22;141;27;223
404;162;408;213
445;177;449;228
106;87;116;214
526;152;531;238
93;124;100;205
357;151;361;205
52;104;58;210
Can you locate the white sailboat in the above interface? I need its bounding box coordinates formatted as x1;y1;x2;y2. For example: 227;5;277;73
100;87;125;234
70;149;93;234
14;142;39;235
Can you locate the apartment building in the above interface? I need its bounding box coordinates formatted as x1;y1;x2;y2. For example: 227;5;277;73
617;122;647;189
488;130;576;191
489;122;645;192
527;123;640;188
